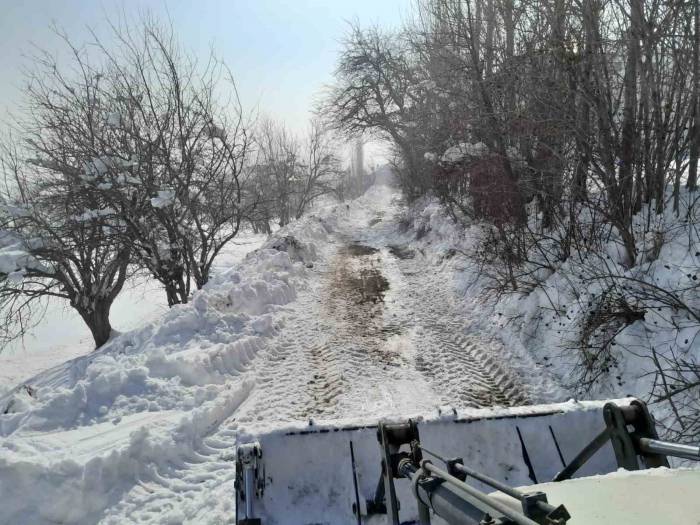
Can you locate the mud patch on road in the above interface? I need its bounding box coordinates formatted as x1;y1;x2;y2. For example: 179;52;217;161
348;268;389;304
320;243;401;369
335;244;389;304
388;245;415;260
344;243;379;257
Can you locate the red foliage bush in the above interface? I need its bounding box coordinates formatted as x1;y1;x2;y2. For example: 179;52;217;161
435;154;523;224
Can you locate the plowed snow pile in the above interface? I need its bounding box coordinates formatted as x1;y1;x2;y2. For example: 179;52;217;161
0;184;563;524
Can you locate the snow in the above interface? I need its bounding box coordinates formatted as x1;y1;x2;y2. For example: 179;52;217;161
491;189;700;438
0;179;688;523
438;143;525;167
440;141;489;163
0;210;319;522
83;156;112;178
0;243;47;273
0;230;269;395
81;156;138;182
150;190;176;208
5;269;25;284
73;207;115;222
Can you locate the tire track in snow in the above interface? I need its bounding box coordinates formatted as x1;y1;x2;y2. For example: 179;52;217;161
237;206;531;429
392;250;530;408
232;243;357;424
101;396;248;523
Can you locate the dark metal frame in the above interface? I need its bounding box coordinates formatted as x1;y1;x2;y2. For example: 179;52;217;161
367;419;568;525
553;399;672;481
366;399;700;525
235;441;265;525
233;399;700;524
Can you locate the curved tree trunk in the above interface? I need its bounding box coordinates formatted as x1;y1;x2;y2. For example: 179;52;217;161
79;301;114;349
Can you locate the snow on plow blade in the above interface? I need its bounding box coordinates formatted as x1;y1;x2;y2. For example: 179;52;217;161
234;399;630;524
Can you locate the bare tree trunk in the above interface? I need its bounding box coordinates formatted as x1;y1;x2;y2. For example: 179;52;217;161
484;0;495;78
503;0;516;123
688;0;700;191
78;302;114;348
572;0;596;203
618;0;641;223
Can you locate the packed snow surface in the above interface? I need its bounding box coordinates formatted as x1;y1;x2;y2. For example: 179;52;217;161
0;184;569;523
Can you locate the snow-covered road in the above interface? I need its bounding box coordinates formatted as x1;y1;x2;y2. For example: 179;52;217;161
235;197;530;429
98;186;544;522
0;184;563;524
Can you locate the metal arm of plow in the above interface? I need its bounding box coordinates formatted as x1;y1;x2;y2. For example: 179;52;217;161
552;427;612;482
415;461;545;525
553;399;688;482
452;463;570;523
637;438;700;461
373;421;571;525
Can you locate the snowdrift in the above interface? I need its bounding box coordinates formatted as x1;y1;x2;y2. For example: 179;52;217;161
0;195;358;523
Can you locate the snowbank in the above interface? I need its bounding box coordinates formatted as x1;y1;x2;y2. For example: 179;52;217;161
389;187;700;444
0;199;350;523
490;190;700;441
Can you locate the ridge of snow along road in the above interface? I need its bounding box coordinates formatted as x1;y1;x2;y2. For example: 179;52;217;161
0;196;351;524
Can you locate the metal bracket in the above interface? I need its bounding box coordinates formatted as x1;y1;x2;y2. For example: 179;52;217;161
235;442;265;525
604;400;670;471
521;491;548;520
368;420;422;524
446;457;467;481
627;399;670;469
554;399;669;482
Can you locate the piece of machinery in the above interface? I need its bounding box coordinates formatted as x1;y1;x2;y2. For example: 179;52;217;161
233;399;700;524
235;441;265;525
368;399;699;524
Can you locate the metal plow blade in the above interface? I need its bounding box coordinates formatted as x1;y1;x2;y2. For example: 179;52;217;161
234;400;630;524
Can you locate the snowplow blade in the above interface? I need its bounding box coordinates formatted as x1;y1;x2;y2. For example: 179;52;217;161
234;399;632;524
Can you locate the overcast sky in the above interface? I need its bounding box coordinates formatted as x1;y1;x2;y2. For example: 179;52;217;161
0;0;408;161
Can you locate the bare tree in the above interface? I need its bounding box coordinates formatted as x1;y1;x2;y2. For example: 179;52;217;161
325;24;431;197
62;19;252;306
0;138;130;348
687;0;700;192
292;119;343;220
253;118;341;227
0;16;253;356
254;119;298;227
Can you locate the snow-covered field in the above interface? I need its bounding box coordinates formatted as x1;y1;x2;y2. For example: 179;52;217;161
0;231;269;395
0;182;685;524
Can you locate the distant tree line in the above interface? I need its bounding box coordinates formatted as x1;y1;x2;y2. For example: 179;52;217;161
329;0;698;233
326;0;700;441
